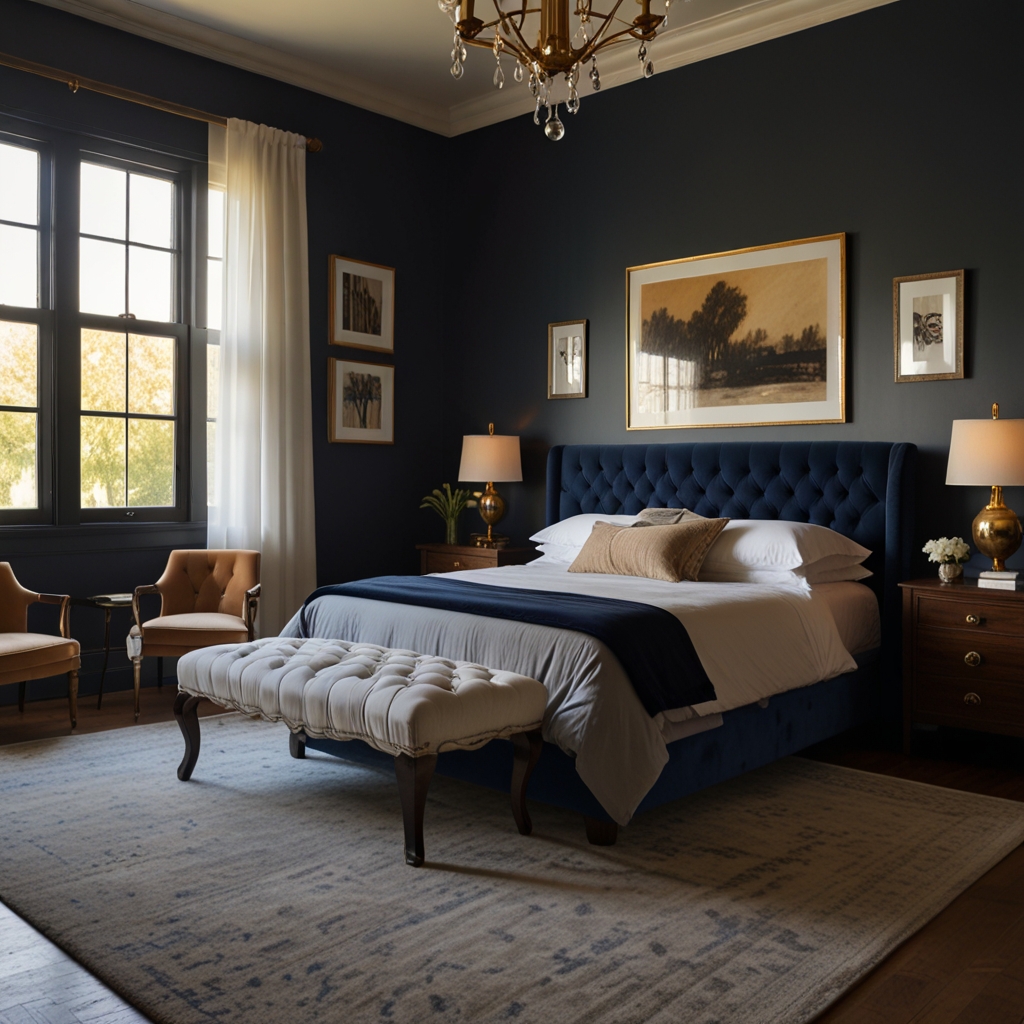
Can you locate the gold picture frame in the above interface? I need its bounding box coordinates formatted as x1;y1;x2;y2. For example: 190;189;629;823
328;357;394;444
893;270;964;382
626;233;846;429
329;255;394;353
548;319;588;399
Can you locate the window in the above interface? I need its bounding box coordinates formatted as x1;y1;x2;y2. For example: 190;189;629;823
206;186;223;506
0;115;205;526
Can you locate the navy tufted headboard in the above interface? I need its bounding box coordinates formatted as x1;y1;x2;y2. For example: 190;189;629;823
545;442;917;670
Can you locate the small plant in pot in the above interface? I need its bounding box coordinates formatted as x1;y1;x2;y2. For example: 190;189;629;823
922;536;971;583
420;483;477;546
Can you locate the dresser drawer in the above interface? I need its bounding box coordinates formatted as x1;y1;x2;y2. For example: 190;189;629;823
424;551;494;573
913;675;1024;732
915;626;1024;685
916;593;1024;636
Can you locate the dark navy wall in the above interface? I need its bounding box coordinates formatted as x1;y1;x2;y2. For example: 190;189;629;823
443;0;1023;569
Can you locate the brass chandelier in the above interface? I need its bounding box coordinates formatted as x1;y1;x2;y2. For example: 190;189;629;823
439;0;675;140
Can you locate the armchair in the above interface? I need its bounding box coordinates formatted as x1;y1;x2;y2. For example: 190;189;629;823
0;562;80;729
130;549;260;721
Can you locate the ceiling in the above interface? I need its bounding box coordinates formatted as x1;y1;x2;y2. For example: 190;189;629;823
31;0;896;135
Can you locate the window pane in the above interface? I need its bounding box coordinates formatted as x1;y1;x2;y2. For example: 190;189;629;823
128;245;172;322
128;333;174;415
80;237;125;315
81;415;125;507
128;418;174;506
0;411;36;509
0;143;39;226
129;173;174;248
80;162;126;240
206;341;219;420
208;188;224;259
207;258;222;331
0;320;38;408
206;420;216;507
0;224;38;307
81;329;126;412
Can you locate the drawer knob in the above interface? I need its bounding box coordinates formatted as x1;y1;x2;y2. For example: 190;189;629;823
453;561;461;568
965;614;980;626
963;692;982;706
964;651;982;667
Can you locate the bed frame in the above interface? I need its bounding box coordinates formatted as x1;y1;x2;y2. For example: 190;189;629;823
308;440;917;844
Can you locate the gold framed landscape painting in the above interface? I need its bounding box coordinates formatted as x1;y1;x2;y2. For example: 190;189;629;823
328;358;394;444
329;255;394;353
626;234;846;429
893;269;964;382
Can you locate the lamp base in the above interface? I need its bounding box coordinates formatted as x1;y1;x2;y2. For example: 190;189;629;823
469;533;509;549
973;486;1023;572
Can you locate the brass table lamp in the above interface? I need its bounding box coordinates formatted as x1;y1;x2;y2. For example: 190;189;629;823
946;403;1024;571
458;423;522;548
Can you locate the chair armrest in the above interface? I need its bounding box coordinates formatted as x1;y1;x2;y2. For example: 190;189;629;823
132;584;161;634
244;583;261;641
34;592;72;639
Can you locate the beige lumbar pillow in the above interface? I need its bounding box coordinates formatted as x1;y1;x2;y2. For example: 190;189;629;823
632;507;705;527
568;517;728;583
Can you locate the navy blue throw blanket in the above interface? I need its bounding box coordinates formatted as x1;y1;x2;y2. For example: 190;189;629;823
300;576;717;715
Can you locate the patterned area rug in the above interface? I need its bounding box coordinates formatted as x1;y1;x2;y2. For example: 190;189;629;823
3;716;1024;1024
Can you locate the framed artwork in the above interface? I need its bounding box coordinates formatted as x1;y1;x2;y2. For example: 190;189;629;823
626;233;846;429
893;270;964;382
328;358;394;444
548;319;588;399
329;255;394;353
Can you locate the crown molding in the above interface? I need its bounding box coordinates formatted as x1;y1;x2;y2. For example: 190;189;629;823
28;0;897;139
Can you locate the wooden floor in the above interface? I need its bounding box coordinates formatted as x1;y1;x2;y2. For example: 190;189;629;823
3;693;1024;1023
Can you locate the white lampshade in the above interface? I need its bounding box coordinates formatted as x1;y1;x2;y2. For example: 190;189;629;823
946;418;1024;486
459;432;522;483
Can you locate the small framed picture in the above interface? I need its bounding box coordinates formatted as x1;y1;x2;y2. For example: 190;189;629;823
894;270;964;382
328;358;394;444
329;255;394;353
548;319;588;399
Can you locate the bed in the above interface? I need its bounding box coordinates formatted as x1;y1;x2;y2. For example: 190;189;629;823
284;440;916;843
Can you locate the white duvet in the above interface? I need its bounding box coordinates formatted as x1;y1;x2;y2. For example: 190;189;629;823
283;562;860;824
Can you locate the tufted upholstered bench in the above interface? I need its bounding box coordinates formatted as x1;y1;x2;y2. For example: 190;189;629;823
172;637;546;866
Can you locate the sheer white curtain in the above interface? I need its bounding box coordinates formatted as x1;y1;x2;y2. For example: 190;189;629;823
208;119;317;635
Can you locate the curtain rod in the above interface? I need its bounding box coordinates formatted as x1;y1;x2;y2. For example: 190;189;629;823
0;51;323;152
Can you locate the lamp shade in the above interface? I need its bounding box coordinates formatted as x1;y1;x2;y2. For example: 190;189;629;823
946;418;1024;486
458;433;522;483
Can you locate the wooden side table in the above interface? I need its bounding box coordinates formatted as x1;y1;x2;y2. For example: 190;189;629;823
900;578;1024;753
416;544;535;575
70;593;134;709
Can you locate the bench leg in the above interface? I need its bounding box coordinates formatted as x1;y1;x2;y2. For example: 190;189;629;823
289;730;306;759
394;752;436;867
509;731;542;836
584;816;619;846
173;692;204;781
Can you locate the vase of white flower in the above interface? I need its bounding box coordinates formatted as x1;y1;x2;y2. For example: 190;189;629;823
922;536;971;584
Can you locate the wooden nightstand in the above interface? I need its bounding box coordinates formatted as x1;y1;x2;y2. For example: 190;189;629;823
416;543;535;575
900;578;1024;753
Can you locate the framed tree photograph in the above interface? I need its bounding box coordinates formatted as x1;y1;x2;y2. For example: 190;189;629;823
548;319;588;399
328;358;394;444
626;234;846;429
893;270;964;382
329;255;394;353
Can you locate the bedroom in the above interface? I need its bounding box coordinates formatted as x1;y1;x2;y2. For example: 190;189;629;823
2;0;1023;1020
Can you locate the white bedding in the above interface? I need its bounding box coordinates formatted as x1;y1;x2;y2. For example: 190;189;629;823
283;563;869;825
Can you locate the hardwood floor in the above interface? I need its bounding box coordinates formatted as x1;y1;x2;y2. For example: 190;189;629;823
3;696;1024;1023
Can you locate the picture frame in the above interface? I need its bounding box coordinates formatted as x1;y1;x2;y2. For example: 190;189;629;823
329;255;394;353
626;233;846;430
548;319;588;399
893;270;964;382
328;358;394;445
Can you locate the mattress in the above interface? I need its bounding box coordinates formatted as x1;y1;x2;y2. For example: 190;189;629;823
812;581;881;656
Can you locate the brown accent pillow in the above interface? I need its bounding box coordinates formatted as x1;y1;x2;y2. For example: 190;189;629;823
568;517;728;582
632;507;706;527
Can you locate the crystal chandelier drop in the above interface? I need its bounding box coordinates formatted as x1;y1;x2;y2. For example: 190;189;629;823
439;0;675;140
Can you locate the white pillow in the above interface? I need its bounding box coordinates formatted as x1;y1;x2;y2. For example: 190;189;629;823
699;563;873;584
701;519;870;574
534;542;582;564
530;513;639;550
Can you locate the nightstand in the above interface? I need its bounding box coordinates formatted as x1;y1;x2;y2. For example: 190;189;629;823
900;578;1024;753
416;544;535;575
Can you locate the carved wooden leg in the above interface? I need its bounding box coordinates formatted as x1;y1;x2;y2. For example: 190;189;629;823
509;731;542;836
394;752;437;867
584;816;619;846
173;691;204;781
18;681;25;713
132;656;142;721
289;730;306;759
67;669;78;730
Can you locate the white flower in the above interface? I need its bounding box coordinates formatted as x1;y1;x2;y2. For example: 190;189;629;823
922;536;970;565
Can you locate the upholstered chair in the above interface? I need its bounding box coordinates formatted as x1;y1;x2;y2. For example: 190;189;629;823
130;549;260;721
0;562;80;729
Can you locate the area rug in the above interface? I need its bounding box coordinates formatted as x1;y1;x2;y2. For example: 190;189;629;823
3;718;1024;1024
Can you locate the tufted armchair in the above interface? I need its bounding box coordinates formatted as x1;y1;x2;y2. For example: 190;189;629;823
130;549;260;721
0;562;79;729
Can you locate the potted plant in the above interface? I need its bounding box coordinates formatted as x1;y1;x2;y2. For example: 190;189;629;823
420;483;477;546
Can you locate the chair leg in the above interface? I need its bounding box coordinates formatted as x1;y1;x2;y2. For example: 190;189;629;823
584;816;619;846
18;681;26;713
173;692;204;781
394;752;437;867
67;669;78;730
289;730;306;759
509;731;543;836
132;657;142;722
